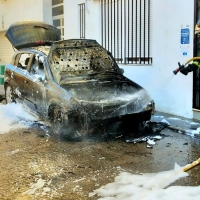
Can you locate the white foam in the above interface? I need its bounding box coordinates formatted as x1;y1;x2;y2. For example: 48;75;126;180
90;163;200;200
0;103;39;134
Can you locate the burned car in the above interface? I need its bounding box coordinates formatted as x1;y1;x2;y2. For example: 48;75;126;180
4;21;155;139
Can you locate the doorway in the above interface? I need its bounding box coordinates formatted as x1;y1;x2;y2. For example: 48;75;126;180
193;0;200;109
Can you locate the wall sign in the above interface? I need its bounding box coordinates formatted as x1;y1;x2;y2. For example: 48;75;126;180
181;28;190;44
180;25;190;56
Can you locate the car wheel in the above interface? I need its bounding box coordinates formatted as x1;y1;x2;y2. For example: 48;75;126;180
48;104;81;141
5;84;16;104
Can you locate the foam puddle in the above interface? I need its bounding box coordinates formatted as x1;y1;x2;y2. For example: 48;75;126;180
89;163;200;200
0;103;41;134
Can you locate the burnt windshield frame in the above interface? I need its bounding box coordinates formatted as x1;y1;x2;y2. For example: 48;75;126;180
50;46;120;84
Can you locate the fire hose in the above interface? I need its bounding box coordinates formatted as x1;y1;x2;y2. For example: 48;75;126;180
173;57;200;75
183;157;200;172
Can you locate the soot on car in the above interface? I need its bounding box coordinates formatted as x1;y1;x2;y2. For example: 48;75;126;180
4;21;155;140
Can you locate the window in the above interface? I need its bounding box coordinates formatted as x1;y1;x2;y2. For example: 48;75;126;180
30;54;46;80
15;53;31;70
52;0;63;6
101;0;152;64
78;3;86;39
52;0;64;38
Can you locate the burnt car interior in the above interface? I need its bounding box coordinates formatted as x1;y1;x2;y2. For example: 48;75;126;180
30;55;45;80
15;53;31;69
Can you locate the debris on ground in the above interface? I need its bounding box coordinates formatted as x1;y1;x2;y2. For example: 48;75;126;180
190;122;200;129
0;102;171;148
125;121;169;148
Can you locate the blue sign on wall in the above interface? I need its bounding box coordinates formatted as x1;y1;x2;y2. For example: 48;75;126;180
181;28;190;44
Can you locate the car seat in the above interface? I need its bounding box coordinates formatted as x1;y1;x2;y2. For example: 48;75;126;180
25;57;30;65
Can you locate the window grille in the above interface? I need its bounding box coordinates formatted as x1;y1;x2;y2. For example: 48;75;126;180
101;0;152;64
78;3;86;39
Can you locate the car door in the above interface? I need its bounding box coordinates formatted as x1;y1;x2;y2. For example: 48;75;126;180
10;52;32;104
23;73;47;116
23;54;47;116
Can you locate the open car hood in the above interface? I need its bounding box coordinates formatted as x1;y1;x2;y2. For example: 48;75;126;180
48;39;124;84
5;21;61;50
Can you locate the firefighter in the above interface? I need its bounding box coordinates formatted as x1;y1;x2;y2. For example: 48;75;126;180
179;60;200;75
179;19;200;75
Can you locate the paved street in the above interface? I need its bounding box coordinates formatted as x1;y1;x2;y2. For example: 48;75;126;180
0;82;200;199
0;112;199;199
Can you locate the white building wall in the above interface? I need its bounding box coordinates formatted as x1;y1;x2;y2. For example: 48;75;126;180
152;0;194;119
0;0;43;30
43;0;53;24
121;0;194;118
0;0;196;119
64;0;101;42
0;0;52;64
0;0;52;31
65;0;195;119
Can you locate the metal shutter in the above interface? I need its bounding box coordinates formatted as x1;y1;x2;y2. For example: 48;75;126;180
0;31;14;64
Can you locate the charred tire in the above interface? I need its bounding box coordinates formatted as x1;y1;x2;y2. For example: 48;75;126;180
48;104;81;141
5;84;16;104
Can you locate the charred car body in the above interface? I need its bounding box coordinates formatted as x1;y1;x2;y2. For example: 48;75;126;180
4;21;155;139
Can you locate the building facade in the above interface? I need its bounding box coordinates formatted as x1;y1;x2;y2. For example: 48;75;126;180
0;0;199;120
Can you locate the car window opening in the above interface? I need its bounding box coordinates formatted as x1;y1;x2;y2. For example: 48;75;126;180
17;53;31;70
30;55;45;80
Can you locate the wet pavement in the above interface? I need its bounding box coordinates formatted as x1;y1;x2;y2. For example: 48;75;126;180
1;122;199;200
151;111;200;138
0;85;200;198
